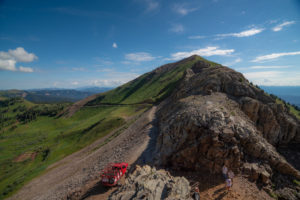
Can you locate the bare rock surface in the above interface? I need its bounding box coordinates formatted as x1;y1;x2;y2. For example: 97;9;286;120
109;165;191;200
153;60;300;199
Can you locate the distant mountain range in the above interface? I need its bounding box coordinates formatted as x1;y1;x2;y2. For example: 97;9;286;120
260;86;300;107
0;87;114;103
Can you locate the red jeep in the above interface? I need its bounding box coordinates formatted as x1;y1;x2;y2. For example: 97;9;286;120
101;162;128;186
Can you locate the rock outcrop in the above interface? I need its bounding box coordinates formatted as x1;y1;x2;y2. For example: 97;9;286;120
151;59;300;199
109;165;191;200
171;60;300;146
155;93;300;180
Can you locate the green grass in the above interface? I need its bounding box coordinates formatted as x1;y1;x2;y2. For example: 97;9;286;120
293;179;300;186
88;55;208;105
276;99;300;120
0;100;149;198
0;55;216;198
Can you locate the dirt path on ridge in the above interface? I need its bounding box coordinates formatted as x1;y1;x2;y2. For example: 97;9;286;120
9;106;157;200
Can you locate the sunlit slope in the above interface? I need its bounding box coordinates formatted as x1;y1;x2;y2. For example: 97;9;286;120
87;55;215;105
0;97;148;198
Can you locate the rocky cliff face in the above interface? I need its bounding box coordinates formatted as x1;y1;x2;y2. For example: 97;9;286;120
109;165;191;200
153;59;300;199
172;60;300;146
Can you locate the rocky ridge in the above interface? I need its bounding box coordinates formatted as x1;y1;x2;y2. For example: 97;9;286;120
151;58;300;199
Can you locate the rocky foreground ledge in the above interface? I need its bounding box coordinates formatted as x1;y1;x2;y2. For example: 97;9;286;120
109;165;191;200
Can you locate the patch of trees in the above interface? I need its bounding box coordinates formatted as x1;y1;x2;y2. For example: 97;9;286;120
17;104;65;123
0;97;23;107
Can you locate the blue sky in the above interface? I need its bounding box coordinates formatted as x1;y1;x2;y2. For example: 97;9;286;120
0;0;300;89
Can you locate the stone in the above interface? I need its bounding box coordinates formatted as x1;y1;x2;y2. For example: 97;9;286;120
109;165;191;200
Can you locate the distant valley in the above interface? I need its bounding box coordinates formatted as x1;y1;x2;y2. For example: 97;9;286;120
261;86;300;107
0;87;113;103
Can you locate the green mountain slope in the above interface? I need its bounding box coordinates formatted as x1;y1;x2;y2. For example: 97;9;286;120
0;56;211;198
0;97;149;198
87;55;217;105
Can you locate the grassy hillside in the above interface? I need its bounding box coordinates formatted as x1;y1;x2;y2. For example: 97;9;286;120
0;97;149;198
87;55;212;105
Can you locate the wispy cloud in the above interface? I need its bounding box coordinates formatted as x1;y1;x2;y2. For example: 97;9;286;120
167;46;234;61
89;71;140;87
125;52;156;62
19;66;34;73
93;57;114;66
169;24;184;33
243;71;300;86
188;35;206;39
138;0;159;13
0;47;37;72
172;3;198;16
272;21;295;32
112;42;118;48
252;51;300;62
248;65;291;69
223;58;242;66
216;28;264;38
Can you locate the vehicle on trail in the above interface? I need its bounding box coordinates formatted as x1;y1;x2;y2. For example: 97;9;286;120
101;162;128;186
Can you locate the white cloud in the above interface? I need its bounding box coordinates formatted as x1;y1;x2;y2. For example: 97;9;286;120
216;28;264;38
169;24;184;33
112;42;118;48
140;0;159;12
249;65;291;69
243;71;300;86
0;59;17;71
19;66;34;72
167;46;234;61
223;58;242;66
125;52;155;62
89;72;140;87
188;35;206;39
272;21;295;32
252;51;300;62
8;47;38;62
172;3;198;16
0;47;37;72
71;81;79;85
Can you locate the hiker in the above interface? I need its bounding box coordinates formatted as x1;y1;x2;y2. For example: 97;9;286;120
228;170;234;185
225;178;232;191
222;164;228;179
192;187;200;200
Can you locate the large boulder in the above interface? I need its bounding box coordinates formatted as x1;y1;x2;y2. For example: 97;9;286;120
109;165;191;200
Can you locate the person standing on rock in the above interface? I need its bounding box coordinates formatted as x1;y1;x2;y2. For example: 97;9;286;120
228;170;234;185
192;187;200;200
225;178;232;191
222;164;228;179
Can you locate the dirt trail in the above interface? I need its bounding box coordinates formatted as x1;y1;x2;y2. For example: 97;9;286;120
198;176;272;200
172;170;272;200
9;106;157;200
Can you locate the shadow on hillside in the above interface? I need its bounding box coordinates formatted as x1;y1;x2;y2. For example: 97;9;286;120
128;114;160;174
129;109;227;196
80;180;110;200
278;143;300;171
